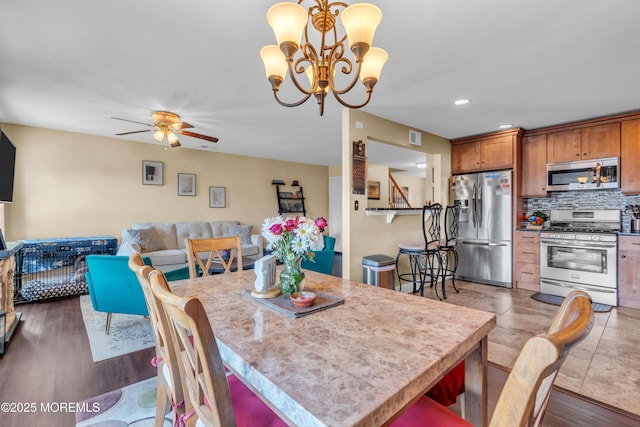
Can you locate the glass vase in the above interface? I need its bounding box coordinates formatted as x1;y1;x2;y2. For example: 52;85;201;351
280;257;305;296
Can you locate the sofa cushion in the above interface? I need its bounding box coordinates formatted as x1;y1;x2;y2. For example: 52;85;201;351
242;244;259;257
142;248;188;266
229;224;253;245
210;221;239;238
126;228;166;252
133;223;177;249
176;222;213;249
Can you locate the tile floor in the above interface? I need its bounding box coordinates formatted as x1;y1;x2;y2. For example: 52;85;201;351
410;280;640;417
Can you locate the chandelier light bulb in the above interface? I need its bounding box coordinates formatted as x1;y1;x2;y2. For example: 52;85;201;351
360;47;388;82
340;3;382;51
260;45;288;80
267;2;307;47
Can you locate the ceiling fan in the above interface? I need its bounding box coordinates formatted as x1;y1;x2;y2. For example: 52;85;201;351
112;111;219;147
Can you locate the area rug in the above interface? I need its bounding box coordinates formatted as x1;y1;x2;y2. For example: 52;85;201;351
80;294;155;362
531;292;613;313
75;377;172;426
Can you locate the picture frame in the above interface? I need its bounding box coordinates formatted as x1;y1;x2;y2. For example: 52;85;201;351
142;160;163;186
178;173;196;196
367;180;381;200
209;186;226;208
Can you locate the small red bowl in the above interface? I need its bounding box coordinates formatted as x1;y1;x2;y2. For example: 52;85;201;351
290;291;317;308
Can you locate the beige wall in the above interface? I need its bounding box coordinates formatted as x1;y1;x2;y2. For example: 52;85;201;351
341;110;451;281
1;123;329;243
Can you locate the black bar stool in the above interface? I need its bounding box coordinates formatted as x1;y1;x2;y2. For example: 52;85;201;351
437;204;461;300
395;204;443;296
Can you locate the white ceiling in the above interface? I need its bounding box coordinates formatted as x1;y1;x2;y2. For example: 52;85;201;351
2;0;640;167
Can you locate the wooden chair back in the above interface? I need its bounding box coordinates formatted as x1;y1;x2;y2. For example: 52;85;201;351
490;290;594;427
185;236;243;278
128;253;186;422
149;270;236;426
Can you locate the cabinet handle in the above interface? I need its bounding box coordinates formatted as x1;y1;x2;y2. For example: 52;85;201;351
621;255;626;259
633;243;640;246
522;251;534;255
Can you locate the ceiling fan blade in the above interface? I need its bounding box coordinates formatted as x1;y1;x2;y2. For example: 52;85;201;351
177;121;195;129
179;130;219;143
169;138;181;148
111;117;154;127
115;130;152;136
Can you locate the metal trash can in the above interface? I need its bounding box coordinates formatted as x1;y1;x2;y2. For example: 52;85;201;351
362;254;396;289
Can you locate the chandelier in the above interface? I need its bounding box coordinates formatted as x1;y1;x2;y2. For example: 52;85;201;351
260;1;388;116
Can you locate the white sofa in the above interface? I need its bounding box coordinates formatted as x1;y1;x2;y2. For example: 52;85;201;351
116;221;264;272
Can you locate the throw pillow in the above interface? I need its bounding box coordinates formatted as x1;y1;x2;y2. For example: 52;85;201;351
228;223;253;245
126;228;166;252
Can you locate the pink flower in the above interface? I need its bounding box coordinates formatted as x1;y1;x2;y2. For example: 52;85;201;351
315;217;327;232
285;216;300;232
269;223;283;235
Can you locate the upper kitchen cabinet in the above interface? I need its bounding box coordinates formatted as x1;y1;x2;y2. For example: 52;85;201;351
521;134;548;198
547;123;620;163
451;129;522;174
621;118;640;194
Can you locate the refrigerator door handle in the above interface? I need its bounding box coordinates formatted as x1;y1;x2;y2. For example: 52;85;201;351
462;240;490;246
472;184;477;228
488;242;508;247
478;182;483;228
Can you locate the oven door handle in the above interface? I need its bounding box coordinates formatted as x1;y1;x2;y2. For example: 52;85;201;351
540;279;617;294
540;239;617;249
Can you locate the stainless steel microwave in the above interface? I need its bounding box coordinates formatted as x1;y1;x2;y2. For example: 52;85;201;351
546;157;619;191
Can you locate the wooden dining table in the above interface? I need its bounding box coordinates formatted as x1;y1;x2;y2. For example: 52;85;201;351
169;268;496;427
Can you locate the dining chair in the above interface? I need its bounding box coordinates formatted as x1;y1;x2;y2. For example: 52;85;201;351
148;270;287;427
390;290;594;427
395;204;443;296
128;253;186;427
437;204;462;300
185;236;243;278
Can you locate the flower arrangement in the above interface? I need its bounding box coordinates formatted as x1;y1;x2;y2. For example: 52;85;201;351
261;215;328;263
261;215;328;295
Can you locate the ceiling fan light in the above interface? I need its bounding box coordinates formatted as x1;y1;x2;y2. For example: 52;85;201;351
153;130;165;142
340;3;382;50
167;131;178;145
260;45;288;80
267;2;307;47
360;47;388;82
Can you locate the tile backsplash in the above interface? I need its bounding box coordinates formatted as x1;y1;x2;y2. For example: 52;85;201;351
525;190;640;232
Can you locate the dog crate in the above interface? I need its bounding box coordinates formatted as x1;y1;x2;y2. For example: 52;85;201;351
13;236;118;304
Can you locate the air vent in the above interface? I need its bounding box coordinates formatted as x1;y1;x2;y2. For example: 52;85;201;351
409;130;422;146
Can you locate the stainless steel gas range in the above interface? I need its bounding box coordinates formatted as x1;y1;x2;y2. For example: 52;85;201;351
540;209;620;306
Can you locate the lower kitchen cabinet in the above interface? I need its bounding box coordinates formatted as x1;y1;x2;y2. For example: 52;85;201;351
618;235;640;309
514;230;540;291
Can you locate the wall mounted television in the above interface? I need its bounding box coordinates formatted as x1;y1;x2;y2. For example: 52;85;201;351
0;128;16;203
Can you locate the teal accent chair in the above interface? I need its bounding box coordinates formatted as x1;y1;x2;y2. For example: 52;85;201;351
302;235;336;275
85;255;189;334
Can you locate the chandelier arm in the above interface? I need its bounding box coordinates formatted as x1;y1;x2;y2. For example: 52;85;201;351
287;58;316;95
328;56;360;95
332;88;373;109
272;88;313;108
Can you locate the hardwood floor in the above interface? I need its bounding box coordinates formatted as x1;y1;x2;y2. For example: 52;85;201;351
1;295;639;426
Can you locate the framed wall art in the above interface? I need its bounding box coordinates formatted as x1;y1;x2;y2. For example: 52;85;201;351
367;180;380;200
142;160;163;185
209;186;226;208
178;173;196;196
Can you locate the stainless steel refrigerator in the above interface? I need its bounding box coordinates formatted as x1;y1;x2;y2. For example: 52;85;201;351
450;170;513;288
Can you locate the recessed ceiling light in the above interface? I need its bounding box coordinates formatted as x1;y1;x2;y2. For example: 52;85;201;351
499;124;513;129
454;99;470;106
